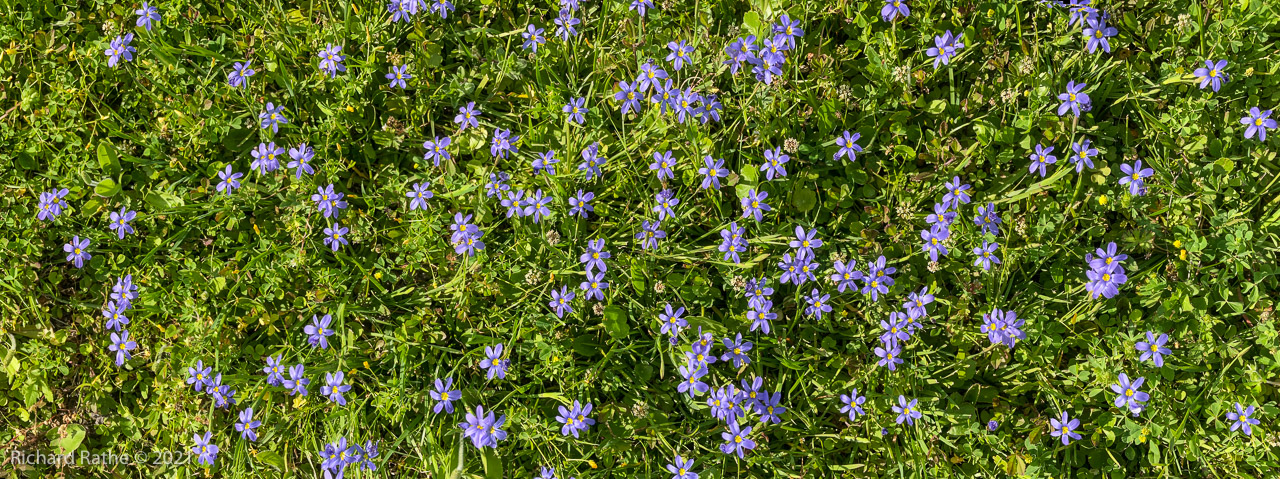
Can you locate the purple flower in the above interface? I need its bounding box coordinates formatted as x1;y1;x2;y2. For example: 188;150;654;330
981;307;1024;348
974;203;1001;236
973;241;1000;271
559;401;595;438
840;389;867;420
63;236;91;268
104;34;136;68
386;64;412;89
650;150;677;181
35;188;69;222
695;94;722;123
892;395;923;425
455;102;480;130
480;343;509;380
549;286;575;318
630;0;654;16
317;44;347;77
1193;60;1229;92
580;271;608;301
389;0;416;23
406;182;434;211
614;80;643;115
108;206;137;239
521;24;546;52
191;432;219;466
651;79;677;114
1050;411;1082;445
423;136;452;166
829;260;865;293
921;225;950;262
502;190;527;218
305;314;336;349
563;97;588;124
109;329;137;366
532;150;559;176
1029;144;1057;177
577;143;606;181
323;222;349;252
486;172;511;198
430;0;454;18
835;131;863;161
1241;107;1276;141
875;314;909;349
235;407;262;441
748;300;776;334
658;303;687;336
925;30;964;69
926;203;956;227
987;420;999;431
553;8;580;41
135;2;161;31
1118;160;1154;196
260;102;288;133
804;289;832;320
637;62;668;91
723;36;757;74
580;238;610;273
942;176;971;209
566;190;595;219
881;0;910;21
228;60;255;88
789;225;823;254
904;287;934;320
862;255;896;301
653;190;679;220
1135;331;1171;367
490;128;518;159
1083;15;1117;54
875;343;903;370
718;422;755;458
720;333;753;367
666;40;695;70
759;36;788;64
719;222;747;263
322;371;351;405
284;363;309;396
761;146;789;180
748;54;782;84
1066;139;1097;173
216;166;243;195
772;13;804;49
666;456;697;479
699;156;728;189
756;390;786;424
677;364;709;397
523;189;553;223
1057;81;1091;117
286;143;316;178
1110;373;1149;415
1227;403;1260;436
687;340;718;368
636;220;667;249
187;361;212;392
208;373;236;408
263;354;285;386
250;142;283;175
778;251;817;286
459;405;507;449
741;189;772;222
430;377;461;414
1067;1;1097;28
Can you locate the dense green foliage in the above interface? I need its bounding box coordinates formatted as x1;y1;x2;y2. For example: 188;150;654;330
4;0;1280;477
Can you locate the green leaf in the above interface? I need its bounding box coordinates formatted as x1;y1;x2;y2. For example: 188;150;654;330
792;187;818;213
482;445;504;479
256;450;286;471
95;178;120;197
97;142;121;174
927;99;947;115
50;424;85;454
603;305;631;340
742;11;762;37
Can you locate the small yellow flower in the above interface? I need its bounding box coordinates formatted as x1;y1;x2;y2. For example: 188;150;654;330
374;272;383;279
345;105;355;112
1098;195;1108;205
1179;249;1187;260
1173;240;1182;248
